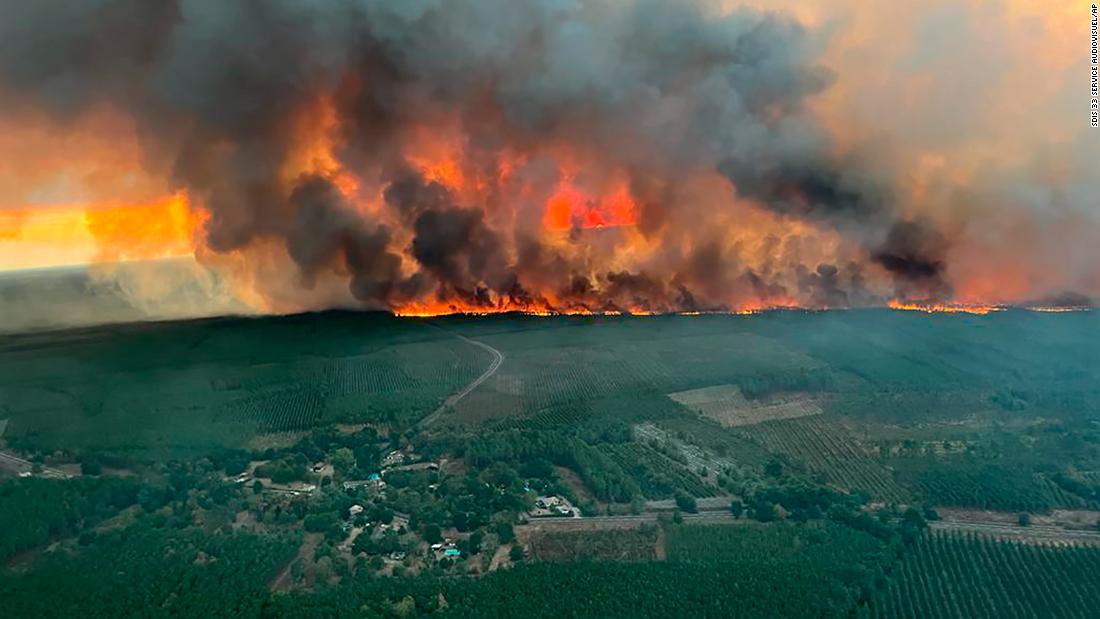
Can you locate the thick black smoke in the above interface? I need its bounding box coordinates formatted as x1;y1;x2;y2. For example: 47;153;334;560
0;0;953;310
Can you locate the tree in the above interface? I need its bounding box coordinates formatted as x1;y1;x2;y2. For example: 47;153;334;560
304;513;337;533
251;480;264;495
223;459;247;476
903;507;927;529
752;500;776;522
81;459;102;476
675;492;698;514
508;544;525;563
672;509;684;525
424;524;443;545
1018;513;1031;527
331;448;355;477
390;595;416;618
764;458;784;478
495;522;515;544
729;499;744;519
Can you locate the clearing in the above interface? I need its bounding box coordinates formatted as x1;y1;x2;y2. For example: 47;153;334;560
668;384;821;427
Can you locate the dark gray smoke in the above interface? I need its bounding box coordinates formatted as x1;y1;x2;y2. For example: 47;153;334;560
0;0;954;311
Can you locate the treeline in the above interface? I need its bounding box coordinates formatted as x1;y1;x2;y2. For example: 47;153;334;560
0;476;143;562
736;367;838;399
267;558;875;618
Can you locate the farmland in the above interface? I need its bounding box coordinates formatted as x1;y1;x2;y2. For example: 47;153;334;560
527;525;659;562
0;312;489;455
668;384;822;427
865;530;1100;619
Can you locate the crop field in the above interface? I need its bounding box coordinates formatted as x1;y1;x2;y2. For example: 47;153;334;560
527;526;659;562
604;442;718;498
666;521;891;564
737;416;911;503
669;384;822;427
866;530;1100;619
447;317;826;426
652;415;772;469
911;463;1056;512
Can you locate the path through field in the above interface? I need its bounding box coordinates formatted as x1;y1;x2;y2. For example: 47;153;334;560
418;330;503;428
268;533;321;592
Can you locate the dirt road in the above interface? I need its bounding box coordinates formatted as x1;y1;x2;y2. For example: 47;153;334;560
522;511;739;530
418;332;503;428
930;520;1100;545
268;533;321;592
0;451;72;479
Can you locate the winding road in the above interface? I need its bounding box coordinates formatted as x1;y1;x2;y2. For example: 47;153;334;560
418;332;504;428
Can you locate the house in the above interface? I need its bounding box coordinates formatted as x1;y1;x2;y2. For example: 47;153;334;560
530;495;580;518
382;450;406;468
349;504;365;519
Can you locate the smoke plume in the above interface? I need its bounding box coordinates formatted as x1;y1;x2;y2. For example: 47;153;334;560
0;0;1096;317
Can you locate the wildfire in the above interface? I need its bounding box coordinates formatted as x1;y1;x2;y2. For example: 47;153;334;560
391;297;812;318
543;177;639;231
887;300;1004;315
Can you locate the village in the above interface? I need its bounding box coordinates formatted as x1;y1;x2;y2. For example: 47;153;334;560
213;438;596;580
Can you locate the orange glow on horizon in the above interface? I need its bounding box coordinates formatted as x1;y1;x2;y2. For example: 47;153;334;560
0;194;204;271
888;299;1003;315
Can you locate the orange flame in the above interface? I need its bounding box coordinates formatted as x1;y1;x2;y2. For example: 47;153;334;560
888;299;1003;315
543;177;639;231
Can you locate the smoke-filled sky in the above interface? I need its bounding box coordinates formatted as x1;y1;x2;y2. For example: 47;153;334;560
0;0;1096;319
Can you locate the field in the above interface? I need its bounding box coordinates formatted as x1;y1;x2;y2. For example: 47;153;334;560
527;525;659;562
669;384;822;427
0;312;489;455
865;530;1100;619
737;415;911;503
